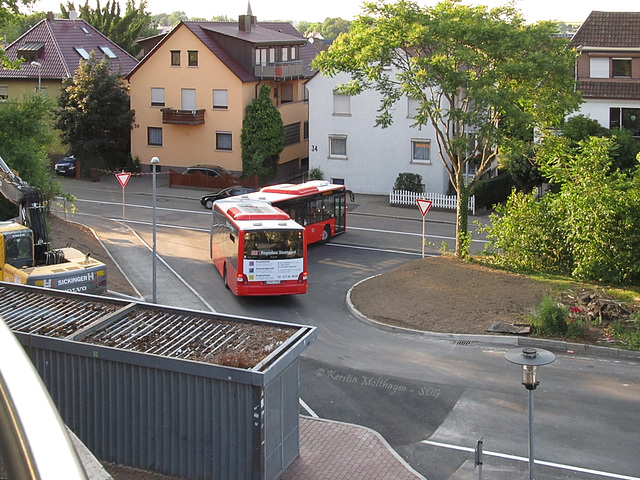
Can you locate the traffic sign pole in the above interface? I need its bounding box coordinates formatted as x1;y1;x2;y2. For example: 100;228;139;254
416;199;433;258
116;172;132;226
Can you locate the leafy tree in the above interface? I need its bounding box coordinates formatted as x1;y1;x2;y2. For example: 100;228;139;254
297;17;350;39
61;0;155;55
312;0;581;257
0;94;57;219
0;11;47;44
0;0;38;68
482;136;640;285
240;84;284;183
56;54;134;174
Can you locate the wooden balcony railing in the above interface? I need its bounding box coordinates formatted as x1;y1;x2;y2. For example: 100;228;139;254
161;108;205;125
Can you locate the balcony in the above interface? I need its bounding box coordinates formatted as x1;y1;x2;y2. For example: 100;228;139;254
161;108;205;125
254;61;304;80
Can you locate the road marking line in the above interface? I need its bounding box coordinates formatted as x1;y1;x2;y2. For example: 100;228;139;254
326;243;426;256
348;225;489;243
299;398;318;418
422;440;639;480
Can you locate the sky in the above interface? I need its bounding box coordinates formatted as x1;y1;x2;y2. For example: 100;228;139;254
22;0;640;24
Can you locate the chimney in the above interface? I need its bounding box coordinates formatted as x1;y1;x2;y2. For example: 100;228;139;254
238;1;257;32
47;11;54;22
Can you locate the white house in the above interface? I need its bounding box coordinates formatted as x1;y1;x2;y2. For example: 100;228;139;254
306;70;450;195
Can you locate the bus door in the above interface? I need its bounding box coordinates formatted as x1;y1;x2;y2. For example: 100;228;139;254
333;192;346;234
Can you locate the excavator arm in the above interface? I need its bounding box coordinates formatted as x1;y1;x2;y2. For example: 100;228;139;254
0;155;51;264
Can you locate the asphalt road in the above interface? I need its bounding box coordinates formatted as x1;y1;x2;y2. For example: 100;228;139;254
56;176;640;480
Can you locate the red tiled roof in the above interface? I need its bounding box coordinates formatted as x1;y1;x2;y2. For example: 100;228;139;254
578;80;640;99
0;17;138;80
570;11;640;48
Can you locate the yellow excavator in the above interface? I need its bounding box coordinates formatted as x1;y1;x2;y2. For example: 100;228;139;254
0;155;107;294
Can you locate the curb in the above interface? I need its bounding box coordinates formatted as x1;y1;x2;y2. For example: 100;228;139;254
346;275;640;361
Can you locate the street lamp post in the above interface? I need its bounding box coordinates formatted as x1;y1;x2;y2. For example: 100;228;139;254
150;156;160;303
30;61;42;93
504;347;555;480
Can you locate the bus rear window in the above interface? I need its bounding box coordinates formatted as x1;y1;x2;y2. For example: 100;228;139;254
244;230;303;260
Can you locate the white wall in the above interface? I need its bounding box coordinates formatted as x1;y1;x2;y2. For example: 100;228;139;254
570;98;640;128
306;71;449;195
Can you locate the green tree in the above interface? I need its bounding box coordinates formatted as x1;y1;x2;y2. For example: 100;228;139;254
56;54;134;174
483;136;640;284
0;11;47;44
61;0;155;56
0;0;38;68
0;94;57;219
240;84;284;183
312;0;581;257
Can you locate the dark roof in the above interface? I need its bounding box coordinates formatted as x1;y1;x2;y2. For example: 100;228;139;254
571;11;640;48
577;80;640;99
0;17;138;80
128;20;317;81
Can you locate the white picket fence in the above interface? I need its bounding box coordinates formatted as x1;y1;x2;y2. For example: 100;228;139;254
389;190;476;215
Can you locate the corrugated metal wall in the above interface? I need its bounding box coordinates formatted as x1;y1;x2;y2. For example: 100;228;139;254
24;337;303;480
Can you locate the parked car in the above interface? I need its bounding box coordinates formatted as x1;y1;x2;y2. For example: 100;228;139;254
200;186;257;209
183;165;232;177
54;155;77;177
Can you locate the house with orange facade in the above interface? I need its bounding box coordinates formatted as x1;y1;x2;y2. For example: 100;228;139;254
127;10;316;180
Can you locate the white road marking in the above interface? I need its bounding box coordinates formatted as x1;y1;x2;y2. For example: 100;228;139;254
422;440;639;480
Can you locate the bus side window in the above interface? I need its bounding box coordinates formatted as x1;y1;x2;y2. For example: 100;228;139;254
230;233;235;243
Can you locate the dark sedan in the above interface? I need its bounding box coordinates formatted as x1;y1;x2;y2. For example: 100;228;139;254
54;155;78;177
200;186;257;209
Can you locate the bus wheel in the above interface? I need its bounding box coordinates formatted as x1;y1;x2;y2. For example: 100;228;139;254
223;265;230;289
321;225;332;243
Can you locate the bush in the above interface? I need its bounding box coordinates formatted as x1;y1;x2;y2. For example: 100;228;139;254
530;294;568;337
308;167;324;180
393;173;423;192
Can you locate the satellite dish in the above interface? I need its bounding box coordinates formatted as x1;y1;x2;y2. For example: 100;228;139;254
69;11;78;20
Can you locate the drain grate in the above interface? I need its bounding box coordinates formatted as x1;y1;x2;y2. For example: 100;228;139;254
455;340;473;347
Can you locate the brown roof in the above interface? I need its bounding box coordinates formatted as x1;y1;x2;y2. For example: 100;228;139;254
577;80;640;99
0;17;138;81
570;11;640;48
128;20;316;81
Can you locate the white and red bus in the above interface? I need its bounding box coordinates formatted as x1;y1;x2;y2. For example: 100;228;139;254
210;198;307;296
244;181;352;245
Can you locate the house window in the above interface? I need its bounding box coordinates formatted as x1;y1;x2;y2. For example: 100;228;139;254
329;135;347;158
589;57;609;78
75;47;91;59
303;85;309;102
171;50;180;66
612;58;631;78
284;123;300;146
151;88;165;107
148;127;162;146
333;94;350;115
610;107;640;136
255;48;272;65
99;46;117;58
411;139;431;164
188;50;198;67
408;97;420;118
216;132;232;150
281;84;293;103
303;121;309;140
0;85;8;100
213;89;228;109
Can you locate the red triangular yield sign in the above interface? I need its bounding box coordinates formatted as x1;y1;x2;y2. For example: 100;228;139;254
116;172;131;188
416;199;432;217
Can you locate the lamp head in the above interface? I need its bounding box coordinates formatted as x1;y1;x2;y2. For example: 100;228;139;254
150;156;160;165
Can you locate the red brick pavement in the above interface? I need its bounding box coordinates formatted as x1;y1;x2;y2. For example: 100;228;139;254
281;416;425;480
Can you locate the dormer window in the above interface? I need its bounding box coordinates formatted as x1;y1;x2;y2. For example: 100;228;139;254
17;42;44;63
612;58;631;78
82;26;90;34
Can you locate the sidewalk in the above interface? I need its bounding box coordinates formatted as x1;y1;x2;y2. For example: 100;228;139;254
57;174;428;480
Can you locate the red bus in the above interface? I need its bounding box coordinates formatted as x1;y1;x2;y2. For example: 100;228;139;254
210;198;307;296
245;181;352;245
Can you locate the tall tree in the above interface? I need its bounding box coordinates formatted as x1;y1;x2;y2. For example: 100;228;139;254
61;0;155;55
56;54;134;174
241;84;284;183
312;0;581;257
0;0;38;67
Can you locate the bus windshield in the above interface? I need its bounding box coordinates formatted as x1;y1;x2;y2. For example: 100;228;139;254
244;230;303;260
